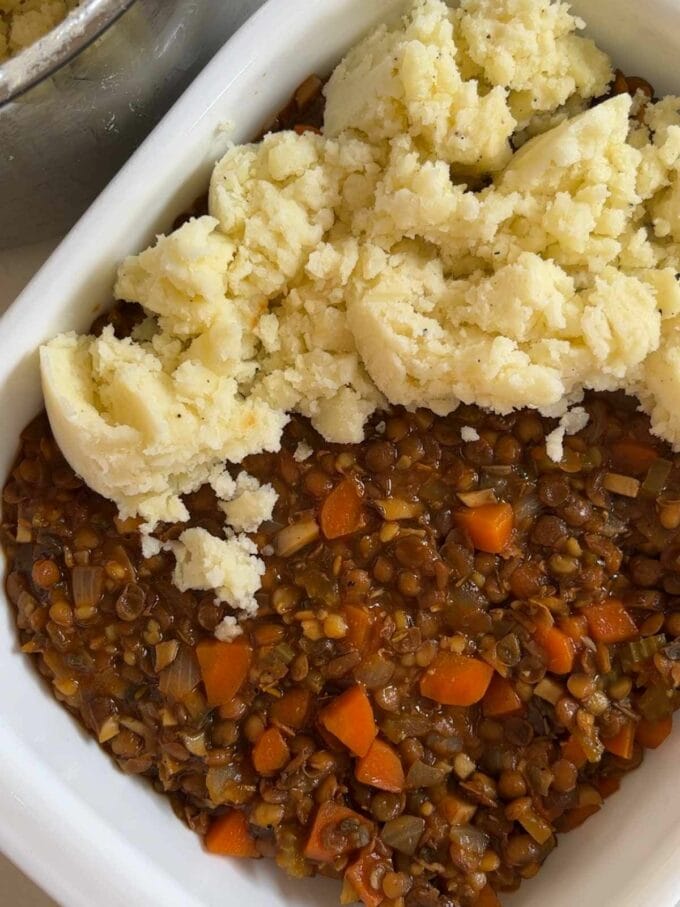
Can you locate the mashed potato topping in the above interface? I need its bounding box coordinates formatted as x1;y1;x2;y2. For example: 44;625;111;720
0;0;78;61
40;0;680;615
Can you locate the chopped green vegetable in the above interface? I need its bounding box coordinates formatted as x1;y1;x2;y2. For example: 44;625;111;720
641;458;672;496
619;634;666;671
274;642;296;664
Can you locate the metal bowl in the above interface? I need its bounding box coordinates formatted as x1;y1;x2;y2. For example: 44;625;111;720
0;0;262;249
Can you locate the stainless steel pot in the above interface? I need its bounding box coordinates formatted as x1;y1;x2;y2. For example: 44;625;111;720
0;0;264;249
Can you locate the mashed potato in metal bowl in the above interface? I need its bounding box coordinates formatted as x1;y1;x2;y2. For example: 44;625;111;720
0;0;79;61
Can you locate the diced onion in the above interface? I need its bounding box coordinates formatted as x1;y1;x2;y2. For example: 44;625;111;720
16;521;32;543
405;760;446;788
380;815;425;855
159;643;200;701
115;583;146;621
518;808;553;845
663;639;680;661
206;765;254;805
603;473;640;498
154;639;179;673
374;498;424;520
119;717;153;751
574;728;604;763
72;565;104;608
183;730;208;757
513;493;542;530
98;716;120;744
534;677;564;705
275;519;320;557
457;489;498;508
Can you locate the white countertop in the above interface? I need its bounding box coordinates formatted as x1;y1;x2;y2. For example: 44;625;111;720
1;238;61;907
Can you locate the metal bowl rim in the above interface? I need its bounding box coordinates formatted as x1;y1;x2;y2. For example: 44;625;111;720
0;0;136;106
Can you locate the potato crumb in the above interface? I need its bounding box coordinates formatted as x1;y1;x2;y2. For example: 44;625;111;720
461;426;480;442
545;407;590;462
294;441;314;462
214;615;244;642
169;527;264;615
219;471;278;533
140;534;162;559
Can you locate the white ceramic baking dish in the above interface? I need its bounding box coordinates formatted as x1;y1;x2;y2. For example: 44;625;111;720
2;0;680;905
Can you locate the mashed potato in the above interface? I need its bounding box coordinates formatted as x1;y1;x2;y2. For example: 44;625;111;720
0;0;78;61
169;528;264;616
39;0;680;618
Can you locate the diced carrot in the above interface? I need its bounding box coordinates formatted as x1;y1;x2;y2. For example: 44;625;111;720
355;738;405;793
561;735;587;769
533;624;575;674
344;604;373;650
595;775;621;799
583;599;638;644
454;502;514;554
438;793;478;826
474;885;502;907
559;614;588;643
610;439;658;475
252;726;290;776
636;715;673;749
344;850;386;907
603;722;635;760
420;652;494;706
196;638;252;707
205;810;258;858
271;688;311;730
320;477;365;539
483;674;523;717
556;803;600;833
304;801;374;862
319;685;377;757
253;623;284;646
317;721;346;753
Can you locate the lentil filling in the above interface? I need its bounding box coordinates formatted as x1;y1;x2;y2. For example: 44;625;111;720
4;386;680;906
2;72;677;907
